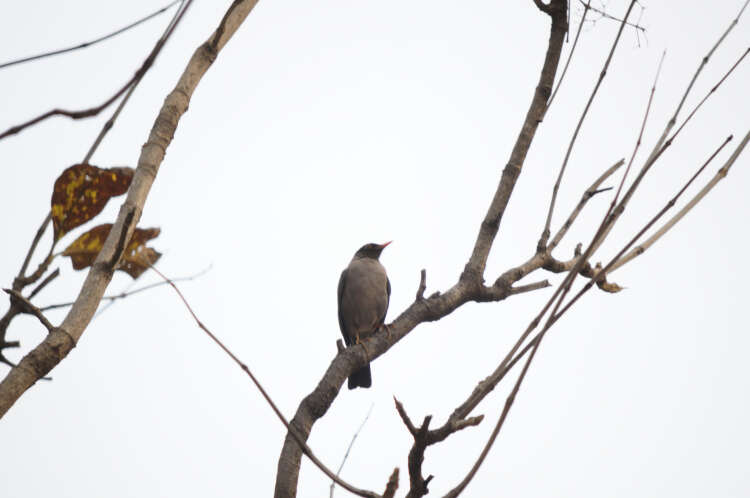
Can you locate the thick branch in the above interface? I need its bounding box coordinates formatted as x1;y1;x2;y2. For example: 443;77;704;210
0;0;261;419
273;4;569;497
460;0;567;283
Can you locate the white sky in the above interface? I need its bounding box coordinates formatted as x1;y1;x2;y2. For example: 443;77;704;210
1;1;749;497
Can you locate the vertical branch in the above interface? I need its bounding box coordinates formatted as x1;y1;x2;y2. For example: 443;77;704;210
539;0;637;249
461;0;568;283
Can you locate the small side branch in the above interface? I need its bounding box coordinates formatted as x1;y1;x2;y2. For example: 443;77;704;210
3;290;54;333
548;158;624;252
394;398;483;498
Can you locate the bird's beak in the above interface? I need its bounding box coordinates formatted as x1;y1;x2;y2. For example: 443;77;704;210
379;241;393;249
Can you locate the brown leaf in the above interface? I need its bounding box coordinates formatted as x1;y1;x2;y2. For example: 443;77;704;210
51;164;134;241
62;224;161;279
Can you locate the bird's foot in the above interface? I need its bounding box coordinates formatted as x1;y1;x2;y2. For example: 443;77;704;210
355;334;371;362
381;323;392;341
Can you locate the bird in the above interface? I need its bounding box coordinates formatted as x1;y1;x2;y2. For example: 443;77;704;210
337;241;392;389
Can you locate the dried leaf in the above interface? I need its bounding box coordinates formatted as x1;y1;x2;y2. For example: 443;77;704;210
51;164;134;240
62;224;161;279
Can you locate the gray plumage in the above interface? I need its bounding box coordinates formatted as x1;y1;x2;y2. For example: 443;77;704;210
337;242;391;389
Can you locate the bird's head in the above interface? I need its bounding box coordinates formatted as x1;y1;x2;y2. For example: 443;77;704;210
354;241;392;260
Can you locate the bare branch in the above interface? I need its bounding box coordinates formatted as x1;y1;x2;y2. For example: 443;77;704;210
3;290;54;333
13;213;53;291
330;404;375;498
593;46;749;256
532;0;552;14
554;134;738;324
443;334;542;498
0;1;189;141
147;265;384;498
509;279;551;295
0;0;257;417
611;51;665;207
39;265;211;312
461;0;568;283
580;0;646;33
83;1;191;164
548;158;624;252
540;0;638;250
382;469;400;498
609;132;747;274
0;0;182;70
395;398;418;436
27;268;60;300
416;269;427;300
546;1;590;109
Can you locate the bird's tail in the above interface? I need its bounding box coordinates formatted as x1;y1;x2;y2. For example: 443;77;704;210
348;364;372;389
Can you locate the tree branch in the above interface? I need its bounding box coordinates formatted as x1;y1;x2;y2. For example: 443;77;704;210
460;0;568;283
3;290;55;333
608;132;747;274
0;0;189;141
0;0;257;418
0;0;182;70
539;0;638;250
273;3;569;497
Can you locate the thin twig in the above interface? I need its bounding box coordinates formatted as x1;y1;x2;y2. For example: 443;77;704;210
82;0;188;164
546;1;590;110
593;46;749;256
0;1;182;70
608;132;747;273
548;158;624;252
614;51;665;205
3;290;55;333
0;0;190;141
40;265;212;312
581;0;646;33
443;332;542;498
27;268;60;300
330;404;375;498
540;0;638;249
14;213;53;290
149;265;383;498
556;134;736;321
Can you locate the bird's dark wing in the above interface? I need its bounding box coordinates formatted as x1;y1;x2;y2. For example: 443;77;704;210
337;269;352;346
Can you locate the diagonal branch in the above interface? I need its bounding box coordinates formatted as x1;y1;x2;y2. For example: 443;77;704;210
149;266;384;498
539;0;638;250
0;0;257;417
608;132;748;274
0;0;188;141
3;290;55;333
0;0;182;70
460;0;568;283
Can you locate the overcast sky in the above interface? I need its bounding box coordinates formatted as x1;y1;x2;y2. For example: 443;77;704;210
1;1;749;497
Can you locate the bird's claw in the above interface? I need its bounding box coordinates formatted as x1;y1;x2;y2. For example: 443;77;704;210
355;334;371;362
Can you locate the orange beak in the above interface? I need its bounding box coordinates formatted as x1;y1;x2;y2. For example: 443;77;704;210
379;241;393;249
